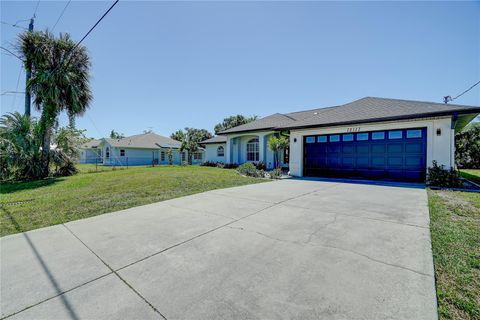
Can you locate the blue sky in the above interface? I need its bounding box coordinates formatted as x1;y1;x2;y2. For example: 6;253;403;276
1;1;479;138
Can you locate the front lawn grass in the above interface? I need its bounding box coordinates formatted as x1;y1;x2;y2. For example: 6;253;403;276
460;169;480;185
428;187;480;320
0;165;266;237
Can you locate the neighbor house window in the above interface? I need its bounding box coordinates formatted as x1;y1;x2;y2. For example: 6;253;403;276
217;146;224;157
407;129;422;138
120;149;125;157
161;151;165;161
246;138;259;161
193;152;202;160
106;147;110;158
342;134;354;142
329;135;340;142
181;152;186;162
356;133;368;141
372;132;385;140
317;136;327;143
388;131;403;139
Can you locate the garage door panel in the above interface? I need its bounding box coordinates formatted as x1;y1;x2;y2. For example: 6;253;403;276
356;145;369;154
387;157;403;166
304;128;426;182
343;145;355;154
371;157;385;168
405;143;423;153
371;145;386;154
387;144;403;153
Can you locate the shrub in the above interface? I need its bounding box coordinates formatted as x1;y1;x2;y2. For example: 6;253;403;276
269;168;282;179
181;161;189;166
427;161;462;188
223;163;238;169
455;123;480;169
237;163;265;178
54;159;77;177
255;161;266;170
201;161;218;167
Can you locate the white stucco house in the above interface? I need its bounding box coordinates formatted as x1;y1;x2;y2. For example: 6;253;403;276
200;136;227;163
79;132;204;166
204;97;479;182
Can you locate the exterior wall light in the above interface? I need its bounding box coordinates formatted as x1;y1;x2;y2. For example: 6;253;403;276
294;138;297;143
436;128;442;136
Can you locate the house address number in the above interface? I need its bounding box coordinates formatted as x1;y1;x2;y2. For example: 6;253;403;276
346;127;361;132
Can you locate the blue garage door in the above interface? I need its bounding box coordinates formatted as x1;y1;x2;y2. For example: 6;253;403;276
303;128;427;182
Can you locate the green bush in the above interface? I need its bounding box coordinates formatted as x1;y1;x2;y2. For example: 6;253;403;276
455;123;480;169
269;168;282;179
255;161;266;170
237;163;265;178
427;161;462;188
222;163;238;169
201;161;218;167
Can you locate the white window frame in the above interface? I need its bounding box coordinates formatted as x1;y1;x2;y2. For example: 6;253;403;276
246;138;259;162
161;151;165;161
217;146;224;157
193;152;202;160
120;149;125;157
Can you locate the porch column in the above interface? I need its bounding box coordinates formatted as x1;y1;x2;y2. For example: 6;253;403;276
226;136;233;164
258;133;266;164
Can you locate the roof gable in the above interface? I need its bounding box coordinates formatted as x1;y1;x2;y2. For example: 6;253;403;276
102;132;181;149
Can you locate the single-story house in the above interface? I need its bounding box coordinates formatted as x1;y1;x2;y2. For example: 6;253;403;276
200;136;227;163
78;139;102;164
79;132;204;166
212;96;479;182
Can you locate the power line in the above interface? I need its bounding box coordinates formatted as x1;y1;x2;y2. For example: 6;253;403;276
444;80;480;104
32;0;41;18
51;0;71;32
1;91;25;96
51;0;119;73
11;66;24;110
73;0;119;51
0;46;23;61
1;20;28;30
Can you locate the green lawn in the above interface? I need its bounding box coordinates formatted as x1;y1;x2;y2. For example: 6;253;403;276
460;169;480;185
0;165;266;237
428;172;480;319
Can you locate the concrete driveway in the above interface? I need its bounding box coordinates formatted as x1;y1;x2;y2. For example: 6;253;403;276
1;179;437;320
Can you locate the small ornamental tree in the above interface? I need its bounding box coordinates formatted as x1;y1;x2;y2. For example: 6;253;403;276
166;148;173;165
171;128;212;164
268;135;289;168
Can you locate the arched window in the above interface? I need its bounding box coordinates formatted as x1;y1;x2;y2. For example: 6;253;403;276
217;146;224;157
246;138;259;161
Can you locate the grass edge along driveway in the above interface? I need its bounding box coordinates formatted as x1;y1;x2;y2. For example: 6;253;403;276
428;174;480;320
1;165;266;237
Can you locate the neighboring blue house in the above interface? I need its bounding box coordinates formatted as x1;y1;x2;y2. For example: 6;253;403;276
79;132;204;166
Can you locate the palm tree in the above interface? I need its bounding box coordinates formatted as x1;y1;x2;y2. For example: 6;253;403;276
18;31;92;176
0;112;43;180
268;135;289;168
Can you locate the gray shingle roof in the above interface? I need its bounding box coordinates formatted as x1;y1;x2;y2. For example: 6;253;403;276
80;139;101;148
200;136;227;144
219;113;298;134
104;132;181;149
220;97;480;133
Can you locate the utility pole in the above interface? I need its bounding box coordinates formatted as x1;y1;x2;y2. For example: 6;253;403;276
24;18;34;117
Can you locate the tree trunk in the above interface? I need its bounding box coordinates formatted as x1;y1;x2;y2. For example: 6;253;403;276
68;112;76;128
42;127;52;177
